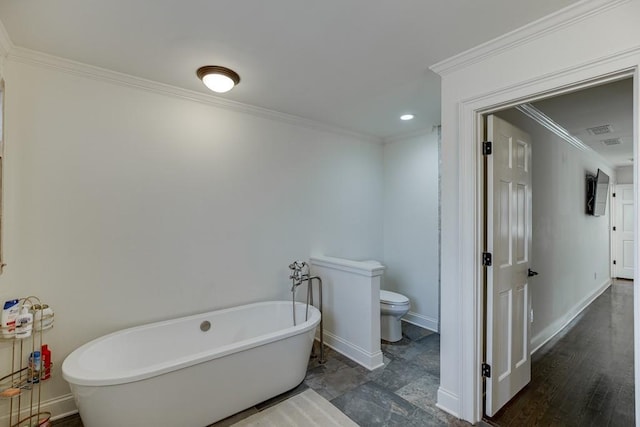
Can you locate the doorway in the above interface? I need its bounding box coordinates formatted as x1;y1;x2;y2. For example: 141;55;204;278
433;5;640;422
480;78;634;423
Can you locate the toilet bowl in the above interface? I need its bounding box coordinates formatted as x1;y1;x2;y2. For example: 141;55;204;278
380;290;410;342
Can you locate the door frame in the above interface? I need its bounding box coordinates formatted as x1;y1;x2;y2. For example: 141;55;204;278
453;54;639;423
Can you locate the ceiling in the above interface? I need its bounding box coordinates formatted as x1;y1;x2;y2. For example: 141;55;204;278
531;78;633;167
0;0;583;140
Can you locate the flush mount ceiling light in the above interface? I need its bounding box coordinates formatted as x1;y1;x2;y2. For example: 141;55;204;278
400;114;415;121
196;66;240;93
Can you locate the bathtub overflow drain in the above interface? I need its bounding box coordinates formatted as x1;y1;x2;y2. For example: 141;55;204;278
200;321;211;332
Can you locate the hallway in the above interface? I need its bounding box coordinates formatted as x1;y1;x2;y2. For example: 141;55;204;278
486;280;634;426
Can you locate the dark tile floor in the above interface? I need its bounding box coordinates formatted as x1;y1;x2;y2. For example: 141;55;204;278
304;324;469;427
53;323;470;427
486;279;635;427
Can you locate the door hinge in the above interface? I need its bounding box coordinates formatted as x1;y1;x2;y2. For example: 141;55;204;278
482;252;492;267
613;193;616;197
482;363;491;378
613;226;617;231
613;260;617;265
483;141;492;156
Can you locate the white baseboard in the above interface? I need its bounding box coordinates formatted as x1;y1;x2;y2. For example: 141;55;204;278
531;278;611;354
402;311;439;332
318;331;384;371
51;409;79;421
0;393;76;424
436;386;460;418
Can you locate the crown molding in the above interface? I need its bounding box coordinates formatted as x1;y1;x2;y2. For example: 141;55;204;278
7;46;382;144
382;126;438;145
0;19;14;59
515;103;615;170
430;0;631;77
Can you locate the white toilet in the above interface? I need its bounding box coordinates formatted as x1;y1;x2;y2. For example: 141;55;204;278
380;290;410;342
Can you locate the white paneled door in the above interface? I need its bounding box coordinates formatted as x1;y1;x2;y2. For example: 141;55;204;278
613;184;634;280
485;115;532;417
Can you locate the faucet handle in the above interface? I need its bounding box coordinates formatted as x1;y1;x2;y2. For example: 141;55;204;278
288;260;307;271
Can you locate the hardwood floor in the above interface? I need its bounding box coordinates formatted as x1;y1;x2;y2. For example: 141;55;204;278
486;280;634;427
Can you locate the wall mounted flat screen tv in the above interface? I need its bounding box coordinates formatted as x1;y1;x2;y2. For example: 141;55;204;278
586;169;610;216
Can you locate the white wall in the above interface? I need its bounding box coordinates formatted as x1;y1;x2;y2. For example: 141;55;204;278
382;131;439;331
616;165;634;184
498;109;613;351
0;58;384;413
435;0;640;422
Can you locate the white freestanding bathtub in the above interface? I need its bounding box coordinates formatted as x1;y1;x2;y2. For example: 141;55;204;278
62;301;320;427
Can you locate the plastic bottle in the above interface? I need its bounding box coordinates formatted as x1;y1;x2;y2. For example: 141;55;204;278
1;299;20;338
41;345;51;380
15;305;33;339
28;351;41;383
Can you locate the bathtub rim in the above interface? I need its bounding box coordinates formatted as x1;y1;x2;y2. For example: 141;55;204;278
62;300;320;387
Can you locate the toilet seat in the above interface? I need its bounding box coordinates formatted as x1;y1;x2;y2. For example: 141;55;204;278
380;290;409;305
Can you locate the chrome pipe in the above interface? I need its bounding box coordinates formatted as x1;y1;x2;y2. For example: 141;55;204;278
309;275;325;364
288;261;325;364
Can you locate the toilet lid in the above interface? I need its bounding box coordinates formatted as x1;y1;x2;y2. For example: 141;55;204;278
380;290;409;305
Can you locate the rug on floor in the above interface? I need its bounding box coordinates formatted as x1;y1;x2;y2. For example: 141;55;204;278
231;389;358;427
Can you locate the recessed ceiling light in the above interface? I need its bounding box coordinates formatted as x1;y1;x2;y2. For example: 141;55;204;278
197;66;240;93
400;114;414;121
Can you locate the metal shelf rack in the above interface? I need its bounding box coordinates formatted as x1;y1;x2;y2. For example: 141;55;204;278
1;296;54;427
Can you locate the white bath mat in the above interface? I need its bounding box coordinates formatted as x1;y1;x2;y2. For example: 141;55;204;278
231;389;358;427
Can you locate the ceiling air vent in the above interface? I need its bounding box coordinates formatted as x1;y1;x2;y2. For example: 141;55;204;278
586;124;614;135
601;137;622;146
